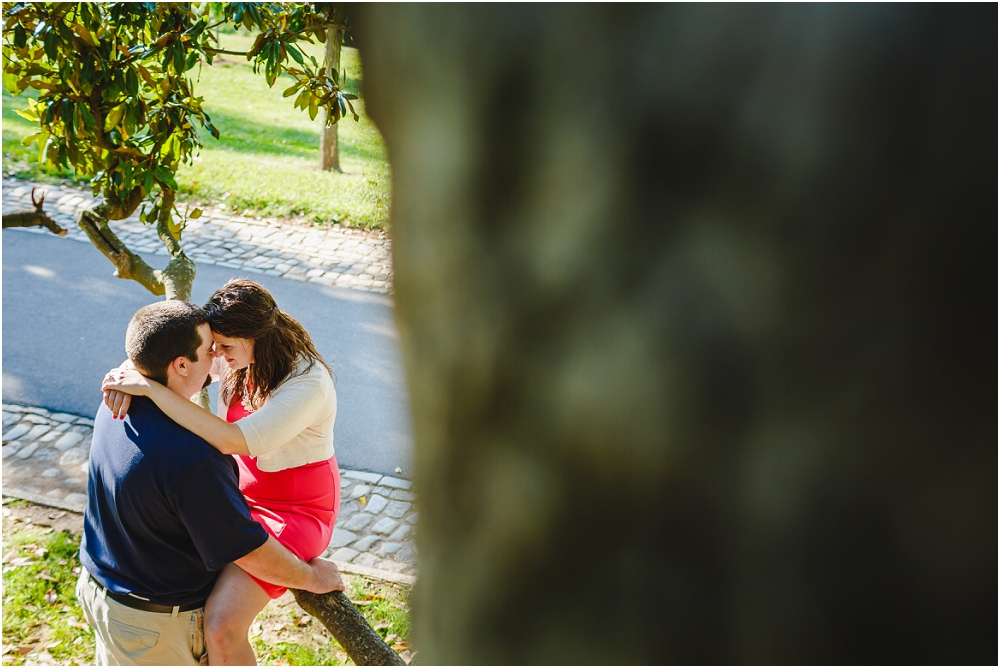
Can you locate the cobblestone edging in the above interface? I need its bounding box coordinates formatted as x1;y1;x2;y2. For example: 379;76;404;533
2;403;418;582
1;177;394;294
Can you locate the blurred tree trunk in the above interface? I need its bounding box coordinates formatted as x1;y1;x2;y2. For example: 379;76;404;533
357;4;995;664
320;26;344;172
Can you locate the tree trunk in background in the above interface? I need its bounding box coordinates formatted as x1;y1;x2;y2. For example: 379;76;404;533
357;5;995;664
320;26;343;172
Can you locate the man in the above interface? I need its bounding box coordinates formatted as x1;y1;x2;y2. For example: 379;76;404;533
77;300;344;665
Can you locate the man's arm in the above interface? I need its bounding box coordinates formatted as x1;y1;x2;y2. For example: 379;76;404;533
235;536;345;594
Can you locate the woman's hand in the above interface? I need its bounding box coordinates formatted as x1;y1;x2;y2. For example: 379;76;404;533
101;364;145;419
103;389;132;420
101;368;156;405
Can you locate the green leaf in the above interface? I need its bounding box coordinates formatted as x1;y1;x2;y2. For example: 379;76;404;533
294;88;310;110
71;22;98;48
153;165;178;191
189;208;202;219
62;101;75;132
282;81;302;98
103;104;125;132
137;65;156;88
20;132;44;146
286;43;305;65
126;68;139;97
308;95;318;121
4;71;22;95
82;55;95;81
79;103;96;131
44;31;59;61
173;44;185;73
40;136;55;165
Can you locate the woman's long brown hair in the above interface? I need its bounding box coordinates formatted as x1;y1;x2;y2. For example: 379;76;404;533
205;278;331;410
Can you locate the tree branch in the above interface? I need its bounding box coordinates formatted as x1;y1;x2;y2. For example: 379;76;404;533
77;205;165;296
204;47;247;56
292;589;406;666
153;188;196;300
2;187;67;235
2;209;67;235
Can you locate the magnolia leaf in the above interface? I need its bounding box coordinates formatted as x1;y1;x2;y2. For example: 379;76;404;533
189;208;202;219
70;23;98;47
103;104;125;132
294;88;310;110
2;71;19;95
153;165;179;191
167;214;182;238
136;64;156;88
15;107;39;122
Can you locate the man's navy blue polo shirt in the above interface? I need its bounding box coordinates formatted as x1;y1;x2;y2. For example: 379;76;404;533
81;396;269;607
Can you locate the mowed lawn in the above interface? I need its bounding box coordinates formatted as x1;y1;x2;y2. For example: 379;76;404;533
1;32;391;230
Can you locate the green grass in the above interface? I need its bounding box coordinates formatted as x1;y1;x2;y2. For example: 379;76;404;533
2;500;413;665
1;501;95;666
1;33;391;230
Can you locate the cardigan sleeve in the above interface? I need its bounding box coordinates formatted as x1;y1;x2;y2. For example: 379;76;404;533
234;364;332;459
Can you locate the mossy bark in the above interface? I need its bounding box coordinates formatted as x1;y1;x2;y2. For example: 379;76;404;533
357;4;995;664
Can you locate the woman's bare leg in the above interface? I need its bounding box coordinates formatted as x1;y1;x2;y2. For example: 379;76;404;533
205;563;271;666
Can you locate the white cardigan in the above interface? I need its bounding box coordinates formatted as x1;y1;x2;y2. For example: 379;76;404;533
214;357;336;472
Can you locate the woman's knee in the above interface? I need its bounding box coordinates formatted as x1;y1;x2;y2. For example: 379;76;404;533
204;608;247;649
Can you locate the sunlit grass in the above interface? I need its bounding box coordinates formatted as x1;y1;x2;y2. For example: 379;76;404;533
0;501;95;666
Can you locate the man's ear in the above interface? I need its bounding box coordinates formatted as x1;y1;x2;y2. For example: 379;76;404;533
170;355;191;378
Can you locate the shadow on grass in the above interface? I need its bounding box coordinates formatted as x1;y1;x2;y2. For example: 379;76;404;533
201;108;386;164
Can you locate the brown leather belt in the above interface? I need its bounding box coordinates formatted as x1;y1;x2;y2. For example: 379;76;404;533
90;574;206;614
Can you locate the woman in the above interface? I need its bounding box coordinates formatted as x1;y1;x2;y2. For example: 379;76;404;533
102;279;339;666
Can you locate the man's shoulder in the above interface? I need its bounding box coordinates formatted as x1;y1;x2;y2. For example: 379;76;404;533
93;399;224;470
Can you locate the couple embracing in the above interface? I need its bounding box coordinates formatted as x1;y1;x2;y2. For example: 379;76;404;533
78;278;344;665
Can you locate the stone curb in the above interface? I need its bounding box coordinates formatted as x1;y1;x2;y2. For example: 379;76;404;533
2;402;419;583
1;176;394;294
2;488;86;514
338;563;416;587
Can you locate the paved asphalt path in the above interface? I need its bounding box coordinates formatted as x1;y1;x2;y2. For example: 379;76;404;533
2;229;414;477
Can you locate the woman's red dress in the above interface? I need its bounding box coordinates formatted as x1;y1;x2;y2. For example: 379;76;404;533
227;396;340;598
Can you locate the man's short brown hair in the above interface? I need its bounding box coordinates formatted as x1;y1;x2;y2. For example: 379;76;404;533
125;301;209;385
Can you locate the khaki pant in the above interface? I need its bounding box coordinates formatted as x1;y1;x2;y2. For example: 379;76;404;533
76;572;208;666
